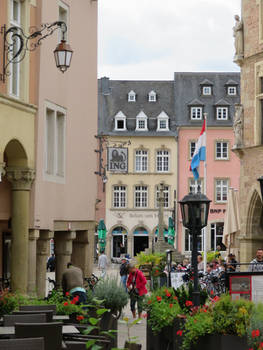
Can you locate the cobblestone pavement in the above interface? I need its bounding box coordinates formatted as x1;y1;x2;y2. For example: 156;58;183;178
93;264;147;350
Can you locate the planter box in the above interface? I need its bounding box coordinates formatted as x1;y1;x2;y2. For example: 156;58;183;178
125;341;142;350
191;335;248;350
100;312;117;348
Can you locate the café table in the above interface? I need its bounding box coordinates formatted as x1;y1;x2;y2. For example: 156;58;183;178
0;324;79;336
53;315;69;320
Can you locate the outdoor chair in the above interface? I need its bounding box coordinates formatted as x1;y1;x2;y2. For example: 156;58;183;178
3;313;47;326
64;335;111;350
20;304;57;314
0;337;45;350
13;310;54;322
15;322;65;350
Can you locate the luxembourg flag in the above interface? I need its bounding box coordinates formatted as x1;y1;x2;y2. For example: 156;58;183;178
190;120;206;180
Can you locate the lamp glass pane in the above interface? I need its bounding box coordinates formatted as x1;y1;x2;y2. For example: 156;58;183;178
66;51;72;66
58;51;66;66
54;51;59;67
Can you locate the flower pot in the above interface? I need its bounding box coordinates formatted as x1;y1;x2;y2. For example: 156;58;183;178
124;341;142;350
191;334;248;350
100;311;118;348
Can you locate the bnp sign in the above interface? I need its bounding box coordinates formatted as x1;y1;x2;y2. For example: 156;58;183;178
107;147;128;173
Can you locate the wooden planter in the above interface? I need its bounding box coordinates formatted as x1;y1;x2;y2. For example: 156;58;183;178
191;335;248;350
124;341;142;350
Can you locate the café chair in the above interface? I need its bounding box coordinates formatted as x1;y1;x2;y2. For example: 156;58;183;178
3;313;47;326
0;337;44;350
13;310;54;322
20;304;57;315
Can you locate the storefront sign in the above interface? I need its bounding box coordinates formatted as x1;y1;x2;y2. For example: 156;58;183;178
210;208;226;214
107;147;128;173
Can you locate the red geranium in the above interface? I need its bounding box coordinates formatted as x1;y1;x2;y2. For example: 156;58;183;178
76;315;84;321
64;302;68;306
176;330;183;336
251;329;260;338
156;296;162;302
169;304;173;308
147;300;152;305
185;300;193;307
173;296;178;301
166;292;171;297
65;292;70;296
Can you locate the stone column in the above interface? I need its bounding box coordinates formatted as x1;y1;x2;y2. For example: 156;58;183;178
148;233;153;252
127;233;133;257
72;227;94;278
6;167;35;294
106;233;111;259
36;230;53;298
54;231;76;287
28;229;40;296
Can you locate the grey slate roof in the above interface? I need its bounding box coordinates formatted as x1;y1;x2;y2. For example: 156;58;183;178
98;78;176;137
174;72;240;127
98;72;240;135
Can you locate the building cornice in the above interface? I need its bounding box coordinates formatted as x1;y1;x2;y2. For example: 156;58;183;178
0;94;38;115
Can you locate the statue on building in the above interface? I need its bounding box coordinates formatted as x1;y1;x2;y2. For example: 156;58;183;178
233;104;243;148
233;15;244;64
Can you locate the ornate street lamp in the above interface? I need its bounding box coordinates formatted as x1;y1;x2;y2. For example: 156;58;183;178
257;176;263;199
0;21;73;82
179;190;211;306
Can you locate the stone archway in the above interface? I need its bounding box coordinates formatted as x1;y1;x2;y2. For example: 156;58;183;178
3;139;35;294
240;189;263;263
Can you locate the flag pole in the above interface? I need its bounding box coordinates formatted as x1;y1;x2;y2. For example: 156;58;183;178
203;113;208;272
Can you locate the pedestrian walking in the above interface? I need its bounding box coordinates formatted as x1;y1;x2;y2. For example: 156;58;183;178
47;254;55;272
248;248;263;272
62;262;87;304
127;263;147;322
120;257;129;292
98;249;108;278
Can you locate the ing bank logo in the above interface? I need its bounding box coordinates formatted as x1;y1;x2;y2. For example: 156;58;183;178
107;147;128;173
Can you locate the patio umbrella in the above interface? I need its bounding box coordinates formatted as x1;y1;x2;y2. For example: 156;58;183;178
223;188;240;251
98;219;107;252
168;216;175;246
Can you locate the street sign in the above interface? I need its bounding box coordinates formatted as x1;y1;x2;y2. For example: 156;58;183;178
107;147;128;173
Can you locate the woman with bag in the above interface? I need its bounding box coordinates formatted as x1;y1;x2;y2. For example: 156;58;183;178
126;263;147;321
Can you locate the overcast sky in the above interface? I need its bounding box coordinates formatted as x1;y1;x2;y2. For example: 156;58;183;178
98;0;241;80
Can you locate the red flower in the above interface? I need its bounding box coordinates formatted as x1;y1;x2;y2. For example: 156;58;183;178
210;290;214;295
185;300;193;307
64;302;68;306
259;343;263;349
76;315;84;321
213;296;220;302
70;300;75;304
252;329;260;338
173;296;178;301
156;296;162;302
176;330;183;336
147;300;152;305
166;292;171;297
65;292;70;296
169;304;173;308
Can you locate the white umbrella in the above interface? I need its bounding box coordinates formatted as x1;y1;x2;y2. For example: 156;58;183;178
223;188;240;249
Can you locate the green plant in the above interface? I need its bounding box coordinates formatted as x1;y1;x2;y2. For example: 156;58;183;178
122;317;141;344
135;252;165;267
0;290;29;316
174;283;208;313
93;276;128;317
244;302;263;350
144;287;182;334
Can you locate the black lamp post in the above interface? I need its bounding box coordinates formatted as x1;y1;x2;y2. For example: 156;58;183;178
166;249;173;287
179;190;211;306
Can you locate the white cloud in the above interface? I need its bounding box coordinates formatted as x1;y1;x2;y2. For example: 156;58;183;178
98;0;241;80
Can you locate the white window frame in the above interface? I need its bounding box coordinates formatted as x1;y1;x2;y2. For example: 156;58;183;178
114;111;127;131
189;178;203;194
215;179;229;203
156;150;170;172
148;90;157;102
58;0;69;41
189;141;197;159
128;90;136;102
113;186;126;208
134;186;148;208
202;86;212;95
215;141;229;160
210;222;225;251
44;101;66;183
135;150;148;172
9;0;22;97
156;185;169;208
191;107;203;120
185;228;204;252
157;111;169;131
227;86;237;96
136;112;148;131
216;107;228;120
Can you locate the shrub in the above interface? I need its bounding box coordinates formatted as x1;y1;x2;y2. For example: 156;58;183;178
246;302;263;350
174;283;208;313
93;276;128;317
135;252;166;267
0;290;28;316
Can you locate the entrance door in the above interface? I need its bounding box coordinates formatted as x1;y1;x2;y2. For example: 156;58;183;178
134;236;149;256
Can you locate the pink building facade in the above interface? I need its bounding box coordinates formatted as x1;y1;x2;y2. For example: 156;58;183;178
177;127;240;254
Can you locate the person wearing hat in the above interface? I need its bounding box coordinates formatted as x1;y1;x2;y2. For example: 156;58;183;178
119;257;129;292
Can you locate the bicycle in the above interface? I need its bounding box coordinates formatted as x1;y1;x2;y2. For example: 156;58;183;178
84;273;99;291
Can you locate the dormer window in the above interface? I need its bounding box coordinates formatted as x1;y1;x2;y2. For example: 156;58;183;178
114;111;127;131
128;90;136;102
148;90;157;102
202;86;212;96
136;111;148;131
227;86;237;96
216;107;228;120
157;111;169;131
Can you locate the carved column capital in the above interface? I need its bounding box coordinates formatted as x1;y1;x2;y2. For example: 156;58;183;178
6;167;35;191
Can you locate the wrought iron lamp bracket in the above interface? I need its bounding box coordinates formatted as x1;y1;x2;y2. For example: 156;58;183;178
0;21;67;83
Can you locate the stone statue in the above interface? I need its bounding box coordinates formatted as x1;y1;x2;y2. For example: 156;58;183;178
233;104;243;148
233;15;244;63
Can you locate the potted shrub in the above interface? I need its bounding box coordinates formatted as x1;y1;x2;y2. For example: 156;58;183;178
246;302;263;350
